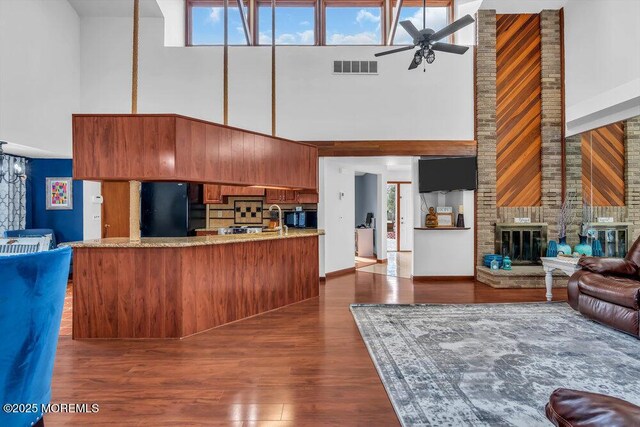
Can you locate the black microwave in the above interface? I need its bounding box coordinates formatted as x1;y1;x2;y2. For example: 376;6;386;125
285;211;317;228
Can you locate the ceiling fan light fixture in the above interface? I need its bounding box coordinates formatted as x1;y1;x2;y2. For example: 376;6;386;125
425;49;435;64
413;51;423;65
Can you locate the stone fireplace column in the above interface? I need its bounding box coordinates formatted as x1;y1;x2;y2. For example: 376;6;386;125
564;134;583;247
626;116;640;240
540;10;563;244
475;10;498;266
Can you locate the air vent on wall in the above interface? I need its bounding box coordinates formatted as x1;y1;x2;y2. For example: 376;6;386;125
333;60;378;74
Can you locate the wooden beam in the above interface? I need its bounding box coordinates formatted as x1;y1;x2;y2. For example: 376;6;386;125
271;0;276;136
223;0;229;125
130;0;141;242
306;140;477;157
131;0;139;114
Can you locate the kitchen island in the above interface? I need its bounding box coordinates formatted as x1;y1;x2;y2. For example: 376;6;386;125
66;229;323;339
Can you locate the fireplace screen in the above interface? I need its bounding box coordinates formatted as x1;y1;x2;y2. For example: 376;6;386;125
495;224;547;265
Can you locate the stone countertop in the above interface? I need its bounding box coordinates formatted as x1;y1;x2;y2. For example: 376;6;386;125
64;229;324;248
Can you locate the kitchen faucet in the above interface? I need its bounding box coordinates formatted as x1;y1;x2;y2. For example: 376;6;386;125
269;204;288;236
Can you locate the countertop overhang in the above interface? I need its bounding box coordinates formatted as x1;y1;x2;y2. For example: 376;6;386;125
64;229;324;248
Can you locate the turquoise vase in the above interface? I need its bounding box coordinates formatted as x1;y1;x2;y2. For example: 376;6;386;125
557;237;572;256
592;239;603;257
575;234;593;256
502;256;512;270
546;240;558;257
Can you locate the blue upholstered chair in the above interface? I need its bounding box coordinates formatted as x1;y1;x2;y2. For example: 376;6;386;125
3;229;57;250
0;247;71;427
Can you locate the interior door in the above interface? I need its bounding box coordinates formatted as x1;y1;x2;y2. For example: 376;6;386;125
399;183;413;251
101;181;130;238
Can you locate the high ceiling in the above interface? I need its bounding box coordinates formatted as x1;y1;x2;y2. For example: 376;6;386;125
67;0;163;18
479;0;567;13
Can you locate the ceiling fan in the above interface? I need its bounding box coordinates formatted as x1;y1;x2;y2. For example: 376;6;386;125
375;1;475;71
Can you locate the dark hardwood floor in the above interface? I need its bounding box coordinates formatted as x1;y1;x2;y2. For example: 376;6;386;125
49;272;567;426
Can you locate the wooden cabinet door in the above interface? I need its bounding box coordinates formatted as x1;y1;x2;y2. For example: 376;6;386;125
296;191;319;204
265;189;281;203
204;184;223;204
101;181;130;238
283;190;297;203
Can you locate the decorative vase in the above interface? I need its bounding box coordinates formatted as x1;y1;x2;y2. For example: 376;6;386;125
557;237;572;256
575;234;593;256
592;239;603;257
546;240;558;257
502;256;512;270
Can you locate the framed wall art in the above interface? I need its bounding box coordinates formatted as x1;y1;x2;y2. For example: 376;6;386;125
436;212;454;227
46;177;73;210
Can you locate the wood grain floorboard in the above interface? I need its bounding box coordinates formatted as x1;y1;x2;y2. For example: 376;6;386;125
49;271;567;425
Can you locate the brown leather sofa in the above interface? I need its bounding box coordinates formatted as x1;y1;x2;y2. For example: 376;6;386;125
568;237;640;337
546;388;640;427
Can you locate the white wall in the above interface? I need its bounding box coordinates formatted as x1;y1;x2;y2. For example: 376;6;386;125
455;0;482;46
564;0;640;135
82;181;102;240
0;0;80;158
411;158;475;277
277;46;474;141
77;15;474;140
156;0;185;47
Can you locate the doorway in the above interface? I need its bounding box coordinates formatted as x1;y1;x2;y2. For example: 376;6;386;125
387;181;411;252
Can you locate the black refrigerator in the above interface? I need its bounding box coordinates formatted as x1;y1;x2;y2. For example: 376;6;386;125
140;183;206;237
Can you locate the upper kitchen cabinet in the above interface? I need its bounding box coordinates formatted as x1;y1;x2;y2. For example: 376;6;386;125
204;184;265;203
72;114;318;190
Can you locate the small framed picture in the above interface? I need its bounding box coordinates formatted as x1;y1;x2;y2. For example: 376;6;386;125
437;213;454;227
46;177;73;210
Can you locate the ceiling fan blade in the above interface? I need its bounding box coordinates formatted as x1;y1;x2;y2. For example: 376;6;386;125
374;45;416;57
399;20;423;42
428;14;475;42
431;42;469;55
408;56;420;70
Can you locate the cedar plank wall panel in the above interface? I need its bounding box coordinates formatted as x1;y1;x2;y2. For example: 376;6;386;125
582;122;625;206
496;14;542;207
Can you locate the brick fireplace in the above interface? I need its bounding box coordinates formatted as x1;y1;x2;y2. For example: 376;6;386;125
474;9;640;289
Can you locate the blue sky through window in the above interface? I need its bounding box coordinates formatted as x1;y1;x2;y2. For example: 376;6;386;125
326;7;381;45
393;7;449;45
191;5;447;46
191;6;249;45
258;7;315;45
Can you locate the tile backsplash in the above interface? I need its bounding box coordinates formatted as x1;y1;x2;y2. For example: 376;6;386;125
207;196;317;229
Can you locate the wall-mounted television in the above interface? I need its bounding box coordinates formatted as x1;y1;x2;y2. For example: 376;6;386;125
419;157;477;193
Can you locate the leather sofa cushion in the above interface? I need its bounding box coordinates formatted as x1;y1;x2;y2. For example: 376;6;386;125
578;257;638;276
546;388;640;427
577;272;640;310
578;294;639;336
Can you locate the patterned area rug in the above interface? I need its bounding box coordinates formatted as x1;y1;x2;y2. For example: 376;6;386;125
351;303;640;427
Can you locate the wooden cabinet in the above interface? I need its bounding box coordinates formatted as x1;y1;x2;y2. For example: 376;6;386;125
73;114;318;191
265;189;294;203
266;189;319;204
204;184;223;204
204;185;265;204
296;190;319;204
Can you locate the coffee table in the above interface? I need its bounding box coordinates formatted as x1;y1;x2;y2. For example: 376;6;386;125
540;257;582;302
